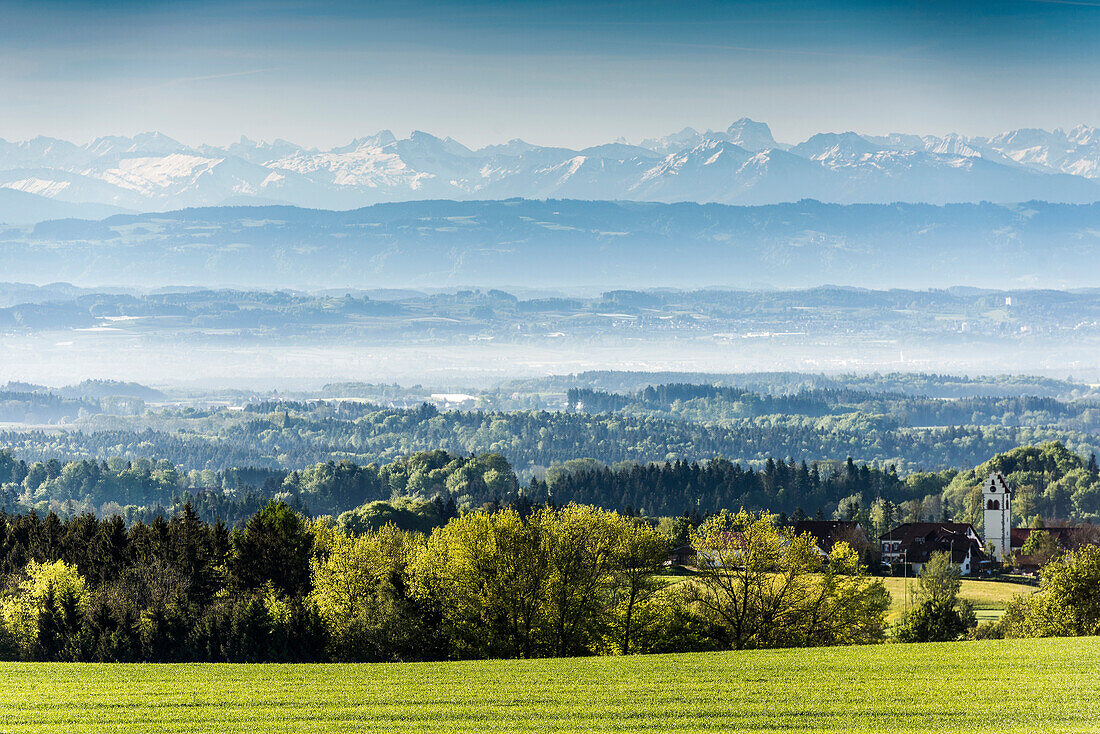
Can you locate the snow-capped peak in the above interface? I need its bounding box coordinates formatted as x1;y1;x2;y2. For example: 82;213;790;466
1;122;1099;213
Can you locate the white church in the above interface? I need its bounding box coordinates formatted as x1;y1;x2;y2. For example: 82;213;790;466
880;472;1021;574
983;472;1012;562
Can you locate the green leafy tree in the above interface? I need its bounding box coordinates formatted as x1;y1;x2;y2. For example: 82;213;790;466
914;551;962;607
610;520;670;655
542;504;621;657
0;560;87;660
310;523;429;661
409;507;549;659
1019;530;1061;566
895;599;976;643
684;510;889;650
1001;544;1100;638
896;551;974;642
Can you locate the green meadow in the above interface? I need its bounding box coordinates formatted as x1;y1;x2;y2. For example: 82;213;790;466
880;576;1036;623
2;637;1097;734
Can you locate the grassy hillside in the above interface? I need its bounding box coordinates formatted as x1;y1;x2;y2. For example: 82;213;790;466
880;577;1036;623
3;638;1097;733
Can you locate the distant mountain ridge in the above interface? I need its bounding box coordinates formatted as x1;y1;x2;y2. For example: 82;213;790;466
0;120;1098;217
2;198;1098;289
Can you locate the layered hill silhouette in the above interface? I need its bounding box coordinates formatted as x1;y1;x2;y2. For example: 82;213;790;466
2;199;1097;289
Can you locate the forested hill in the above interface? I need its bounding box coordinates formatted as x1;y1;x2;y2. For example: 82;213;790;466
1;402;1096;477
3;378;1100;525
2;442;1097;531
3;199;1100;288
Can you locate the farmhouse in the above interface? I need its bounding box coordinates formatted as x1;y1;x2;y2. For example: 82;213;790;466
1009;526;1095;570
879;522;985;575
667;544;696;566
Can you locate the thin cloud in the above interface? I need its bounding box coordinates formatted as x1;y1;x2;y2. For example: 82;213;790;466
135;68;279;94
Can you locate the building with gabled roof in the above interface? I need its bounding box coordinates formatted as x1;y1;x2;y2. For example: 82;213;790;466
1009;526;1084;571
879;522;985;575
794;520;871;557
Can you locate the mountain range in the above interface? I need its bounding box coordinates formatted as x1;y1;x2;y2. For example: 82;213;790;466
0;120;1098;221
2;199;1097;289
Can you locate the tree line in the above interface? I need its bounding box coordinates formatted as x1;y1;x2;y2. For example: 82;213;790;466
2;484;1097;661
0;502;892;662
567;385;1100;433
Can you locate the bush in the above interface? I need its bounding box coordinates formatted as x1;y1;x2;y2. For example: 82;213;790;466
895;600;976;642
1000;544;1100;638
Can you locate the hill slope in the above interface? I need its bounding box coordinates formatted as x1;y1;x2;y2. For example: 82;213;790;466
0;188;129;224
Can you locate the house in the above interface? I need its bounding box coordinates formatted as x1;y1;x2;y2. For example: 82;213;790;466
879;522;985;575
692;531;748;569
1009;526;1082;571
794;520;871;557
1011;527;1078;551
666;545;696;566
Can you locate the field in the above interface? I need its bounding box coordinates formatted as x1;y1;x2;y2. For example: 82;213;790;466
880;576;1035;623
658;572;1035;625
2;637;1098;733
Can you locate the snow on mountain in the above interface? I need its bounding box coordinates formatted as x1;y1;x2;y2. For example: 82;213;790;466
976;126;1100;179
639;126;705;154
925;133;982;158
97;154;224;198
271;141;427;190
723;118;779;152
630;140;756;202
639;118;779;155
475;139;543;157
0;122;1098;216
789;132;883;165
84;132;192;159
217;136;305;165
0;136;89;170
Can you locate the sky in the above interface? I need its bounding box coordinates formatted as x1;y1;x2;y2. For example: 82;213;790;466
1;0;1099;149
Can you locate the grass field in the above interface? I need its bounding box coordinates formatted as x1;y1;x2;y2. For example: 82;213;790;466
2;637;1097;733
881;576;1035;623
659;571;1036;625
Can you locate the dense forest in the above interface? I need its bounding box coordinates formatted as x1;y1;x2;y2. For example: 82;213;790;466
2;442;1098;531
2;374;1100;528
2;397;1098;479
567;384;1100;429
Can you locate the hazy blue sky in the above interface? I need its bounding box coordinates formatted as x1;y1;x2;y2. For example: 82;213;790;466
2;0;1098;148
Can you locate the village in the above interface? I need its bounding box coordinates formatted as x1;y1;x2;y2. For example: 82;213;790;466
670;472;1100;576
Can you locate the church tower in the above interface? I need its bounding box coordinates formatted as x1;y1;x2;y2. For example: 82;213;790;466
983;472;1012;562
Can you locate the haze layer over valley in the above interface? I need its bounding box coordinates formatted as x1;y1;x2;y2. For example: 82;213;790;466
2;285;1099;388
